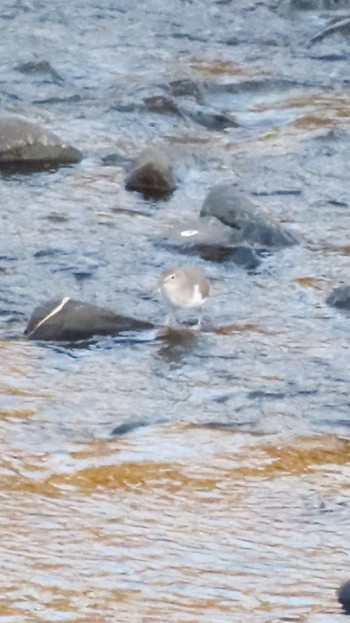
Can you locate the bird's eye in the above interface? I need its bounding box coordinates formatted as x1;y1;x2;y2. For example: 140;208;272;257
170;274;175;280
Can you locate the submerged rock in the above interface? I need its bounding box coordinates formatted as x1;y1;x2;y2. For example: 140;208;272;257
181;101;238;130
168;78;204;101
125;146;176;199
0;116;81;170
159;215;260;268
143;95;182;116
14;60;63;83
200;184;298;250
291;0;347;9
144;88;236;130
326;285;350;310
25;297;154;341
308;17;350;46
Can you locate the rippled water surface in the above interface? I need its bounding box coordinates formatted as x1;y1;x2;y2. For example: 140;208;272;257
1;0;350;620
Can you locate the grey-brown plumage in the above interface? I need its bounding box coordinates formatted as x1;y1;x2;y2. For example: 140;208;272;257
159;265;210;329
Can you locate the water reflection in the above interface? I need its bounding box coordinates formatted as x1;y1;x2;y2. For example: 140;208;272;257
157;326;201;364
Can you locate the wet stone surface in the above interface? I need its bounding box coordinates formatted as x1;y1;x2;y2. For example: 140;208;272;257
0;116;81;169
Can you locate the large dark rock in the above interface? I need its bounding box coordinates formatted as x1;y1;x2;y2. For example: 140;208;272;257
125;146;176;199
159;215;260;268
0;116;81;170
200;184;298;250
326;285;350;310
25;297;154;341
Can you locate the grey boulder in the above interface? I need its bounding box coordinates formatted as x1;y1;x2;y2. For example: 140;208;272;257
0;116;81;169
200;184;298;250
159;215;260;268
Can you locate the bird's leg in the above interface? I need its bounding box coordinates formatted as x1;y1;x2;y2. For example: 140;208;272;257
164;309;177;328
192;309;202;331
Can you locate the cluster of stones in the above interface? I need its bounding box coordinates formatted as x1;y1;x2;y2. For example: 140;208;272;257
2;115;345;341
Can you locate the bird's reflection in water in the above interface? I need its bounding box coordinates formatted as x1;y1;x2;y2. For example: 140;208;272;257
156;325;200;364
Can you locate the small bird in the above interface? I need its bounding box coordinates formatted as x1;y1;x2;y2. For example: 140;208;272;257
159;265;210;329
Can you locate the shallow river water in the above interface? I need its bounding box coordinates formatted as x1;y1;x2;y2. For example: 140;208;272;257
1;0;350;621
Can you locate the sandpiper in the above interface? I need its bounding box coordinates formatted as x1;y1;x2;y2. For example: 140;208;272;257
159;265;210;329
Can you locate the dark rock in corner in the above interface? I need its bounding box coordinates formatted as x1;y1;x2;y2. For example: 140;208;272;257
125;146;176;199
337;580;350;614
0;116;81;171
14;60;64;83
159;215;260;268
326;285;350;310
25;297;154;341
200;183;298;250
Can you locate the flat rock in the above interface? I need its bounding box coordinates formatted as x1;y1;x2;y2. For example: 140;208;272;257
125;146;176;199
200;183;298;250
0;116;82;170
25;297;154;341
326;285;350;310
159;215;260;267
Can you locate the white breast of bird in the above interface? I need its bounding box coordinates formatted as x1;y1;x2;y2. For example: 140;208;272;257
188;283;207;308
